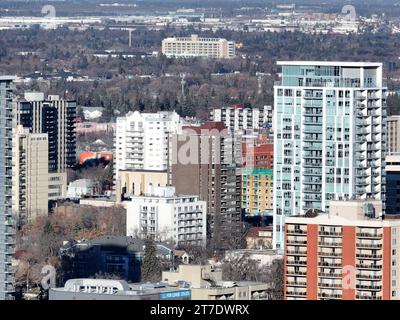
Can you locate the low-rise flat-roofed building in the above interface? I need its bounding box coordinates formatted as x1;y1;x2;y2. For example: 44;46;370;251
60;235;173;283
224;249;283;267
245;226;273;249
49;279;191;300
162;34;235;59
162;265;270;300
79;197;121;208
66;178;99;199
126;186;207;247
48;171;67;201
116;169;169;202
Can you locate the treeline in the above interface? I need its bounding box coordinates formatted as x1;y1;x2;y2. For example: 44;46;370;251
2;28;400;119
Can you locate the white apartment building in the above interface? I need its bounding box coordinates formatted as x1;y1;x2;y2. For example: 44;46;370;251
126;186;207;247
273;61;386;250
115;111;182;177
210;105;273;132
162;34;235;59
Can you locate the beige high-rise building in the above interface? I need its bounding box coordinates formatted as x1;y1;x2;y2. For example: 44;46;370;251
12;125;49;223
387;115;400;154
162;34;235;59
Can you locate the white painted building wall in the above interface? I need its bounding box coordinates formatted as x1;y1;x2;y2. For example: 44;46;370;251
115;111;182;177
126;186;207;247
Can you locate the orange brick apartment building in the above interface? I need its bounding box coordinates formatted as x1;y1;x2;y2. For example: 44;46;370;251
284;200;400;300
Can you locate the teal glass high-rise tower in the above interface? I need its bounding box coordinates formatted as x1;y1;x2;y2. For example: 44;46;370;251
273;62;386;250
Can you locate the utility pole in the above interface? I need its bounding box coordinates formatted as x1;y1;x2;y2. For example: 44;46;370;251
128;29;133;47
257;73;263;95
180;73;186;98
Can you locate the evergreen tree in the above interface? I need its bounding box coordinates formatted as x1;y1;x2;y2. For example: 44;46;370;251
141;237;162;282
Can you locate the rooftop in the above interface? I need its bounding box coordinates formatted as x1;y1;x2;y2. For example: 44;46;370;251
277;61;382;67
61;235;174;256
0;75;17;81
182;121;227;134
51;278;189;296
245;226;273;238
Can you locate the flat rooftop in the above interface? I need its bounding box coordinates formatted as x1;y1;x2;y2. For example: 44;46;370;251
0;75;17;81
277;61;382;67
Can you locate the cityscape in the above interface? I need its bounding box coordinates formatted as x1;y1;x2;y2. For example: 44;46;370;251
1;0;400;308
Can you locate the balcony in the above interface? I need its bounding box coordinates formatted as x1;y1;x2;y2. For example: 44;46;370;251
318;251;342;258
356;284;382;291
318;282;342;289
286;260;307;266
286;270;307;276
356;243;382;249
356;253;382;260
303;110;322;116
318;261;342;268
303;195;322;201
286;281;307;287
356;93;366;100
303;188;322;193
286;250;307;256
303;93;323;99
303;154;323;160
318;241;342;247
318;292;342;299
319;231;342;237
356;264;382;270
303;120;323;126
356;232;382;239
286;229;307;235
286;291;307;297
356;295;382;300
287;240;307;245
356;274;382;281
318;272;341;279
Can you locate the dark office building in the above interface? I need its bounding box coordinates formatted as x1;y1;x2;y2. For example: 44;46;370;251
386;156;400;215
60;236;173;283
16;92;76;172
